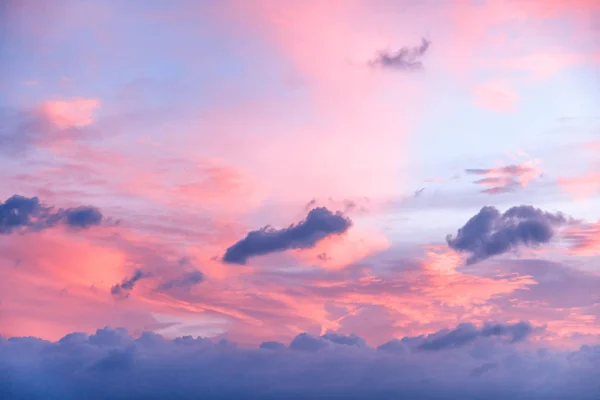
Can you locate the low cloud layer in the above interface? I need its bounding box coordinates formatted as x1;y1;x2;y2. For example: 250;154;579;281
369;38;430;70
447;205;568;264
1;324;599;400
0;195;103;234
223;207;352;264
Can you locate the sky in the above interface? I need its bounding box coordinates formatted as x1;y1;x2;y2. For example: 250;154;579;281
1;0;600;398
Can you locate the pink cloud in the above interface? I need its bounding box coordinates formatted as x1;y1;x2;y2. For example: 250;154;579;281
40;97;101;129
558;170;600;200
295;226;391;270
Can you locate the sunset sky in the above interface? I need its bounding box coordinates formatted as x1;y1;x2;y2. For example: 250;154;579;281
1;1;600;398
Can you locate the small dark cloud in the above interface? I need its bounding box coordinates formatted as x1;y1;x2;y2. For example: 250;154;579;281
111;270;148;300
0;194;104;234
369;38;430;71
447;205;568;264
418;321;534;351
62;206;103;228
223;207;352;264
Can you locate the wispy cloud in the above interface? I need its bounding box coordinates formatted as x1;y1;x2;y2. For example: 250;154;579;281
465;160;543;195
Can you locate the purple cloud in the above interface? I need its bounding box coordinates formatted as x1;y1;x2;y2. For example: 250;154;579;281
447;205;568;264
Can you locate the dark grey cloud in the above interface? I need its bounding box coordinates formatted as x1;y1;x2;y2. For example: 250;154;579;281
369;38;430;71
446;205;568;264
1;325;599;400
417;321;534;351
111;270;148;299
223;207;352;264
0;194;104;234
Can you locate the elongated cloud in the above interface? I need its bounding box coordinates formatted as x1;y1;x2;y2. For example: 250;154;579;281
223;207;352;264
465;161;542;195
110;270;148;299
447;205;568;264
1;325;599;400
369;38;430;70
157;270;204;291
0;195;103;233
417;321;534;351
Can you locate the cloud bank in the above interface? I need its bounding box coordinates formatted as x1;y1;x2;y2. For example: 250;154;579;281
447;205;568;264
223;207;352;264
1;324;599;400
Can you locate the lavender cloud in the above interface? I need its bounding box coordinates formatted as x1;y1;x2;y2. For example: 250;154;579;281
446;205;568;264
223;207;352;264
1;324;599;400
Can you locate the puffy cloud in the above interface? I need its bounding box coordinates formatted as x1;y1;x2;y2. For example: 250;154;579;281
369;38;431;71
223;207;352;264
447;205;568;264
1;325;599;399
0;195;104;233
110;270;148;299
